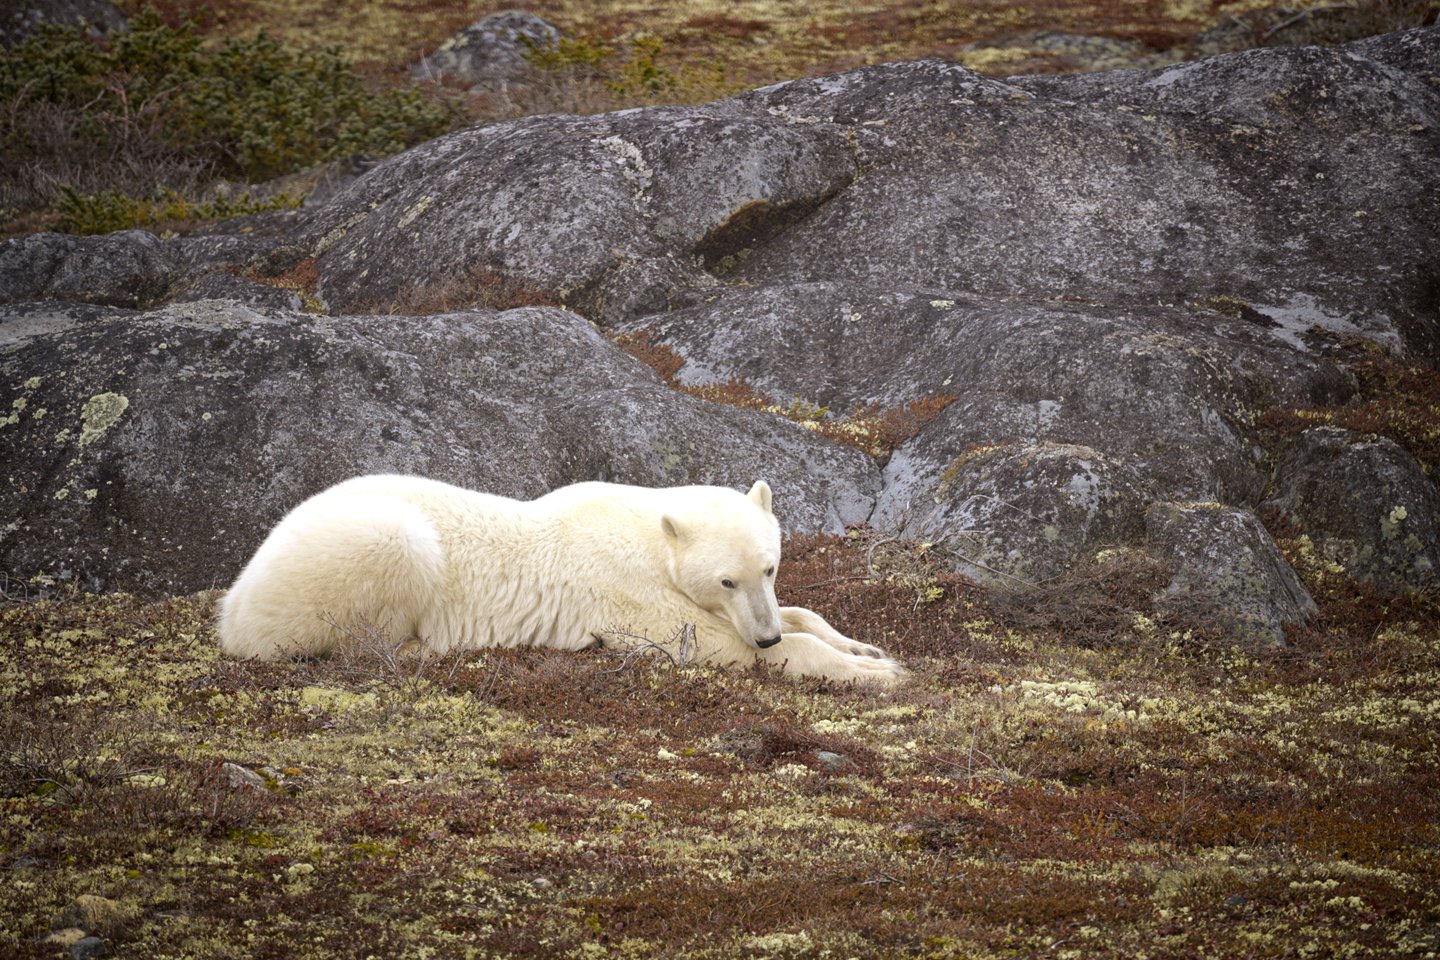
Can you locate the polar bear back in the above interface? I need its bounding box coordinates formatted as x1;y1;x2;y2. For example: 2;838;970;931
217;475;771;660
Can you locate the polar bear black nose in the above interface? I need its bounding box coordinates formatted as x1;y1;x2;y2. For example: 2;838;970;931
756;635;782;649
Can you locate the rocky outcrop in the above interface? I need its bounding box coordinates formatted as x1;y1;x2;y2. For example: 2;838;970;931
625;283;1353;504
0;301;877;594
893;442;1156;584
0;226;301;310
2;27;1437;643
298;30;1439;358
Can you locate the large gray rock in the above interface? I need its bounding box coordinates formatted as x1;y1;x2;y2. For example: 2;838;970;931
624;282;1354;506
301;29;1438;358
303;107;857;320
898;442;1155;584
0;231;179;308
1264;427;1440;589
0;300;877;594
0;227;300;309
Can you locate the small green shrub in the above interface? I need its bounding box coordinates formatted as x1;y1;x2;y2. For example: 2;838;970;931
54;186;299;235
522;32;720;103
520;34;616;74
1;8;456;220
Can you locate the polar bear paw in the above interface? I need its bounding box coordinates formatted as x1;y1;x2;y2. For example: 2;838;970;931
840;652;909;687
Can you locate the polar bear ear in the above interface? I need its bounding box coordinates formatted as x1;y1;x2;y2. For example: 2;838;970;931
661;514;685;544
747;480;773;514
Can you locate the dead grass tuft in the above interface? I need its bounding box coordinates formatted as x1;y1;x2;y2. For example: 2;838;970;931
1259;332;1440;474
612;330;956;459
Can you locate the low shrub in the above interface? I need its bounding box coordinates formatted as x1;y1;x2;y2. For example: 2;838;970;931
1;8;456;223
54;186;298;235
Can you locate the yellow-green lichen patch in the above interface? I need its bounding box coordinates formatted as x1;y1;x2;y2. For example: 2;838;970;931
77;392;130;447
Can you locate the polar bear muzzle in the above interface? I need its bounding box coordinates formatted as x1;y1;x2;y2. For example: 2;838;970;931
756;634;782;649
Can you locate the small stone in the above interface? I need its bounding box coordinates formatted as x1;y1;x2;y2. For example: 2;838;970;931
815;750;854;772
71;936;106;960
1224;894;1248;907
220;762;267;790
530;877;553;890
7;855;40;870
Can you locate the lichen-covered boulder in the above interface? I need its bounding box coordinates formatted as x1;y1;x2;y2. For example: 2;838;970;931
882;442;1154;584
303;107;856;320
0;231;179;308
0;300;877;594
735;40;1438;358
1264;427;1439;589
410;10;560;88
1145;502;1318;646
0;226;297;309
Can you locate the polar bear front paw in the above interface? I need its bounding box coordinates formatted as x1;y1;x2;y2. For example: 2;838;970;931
843;653;908;686
837;638;889;659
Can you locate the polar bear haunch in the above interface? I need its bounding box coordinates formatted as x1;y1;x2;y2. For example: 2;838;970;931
218;475;906;686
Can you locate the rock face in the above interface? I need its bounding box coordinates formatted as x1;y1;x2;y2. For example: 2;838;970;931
410;11;560;88
2;27;1437;643
0;301;876;594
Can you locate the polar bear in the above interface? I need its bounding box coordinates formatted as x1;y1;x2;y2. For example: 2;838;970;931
217;475;905;685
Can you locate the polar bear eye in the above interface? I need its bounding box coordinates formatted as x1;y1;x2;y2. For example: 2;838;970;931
721;579;736;589
765;566;775;577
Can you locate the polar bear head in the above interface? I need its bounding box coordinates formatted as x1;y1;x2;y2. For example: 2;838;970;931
662;481;784;650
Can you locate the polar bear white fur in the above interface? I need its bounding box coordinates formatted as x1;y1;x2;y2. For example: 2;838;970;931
218;475;905;685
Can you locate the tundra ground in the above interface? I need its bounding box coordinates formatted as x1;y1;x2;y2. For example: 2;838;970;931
4;532;1437;958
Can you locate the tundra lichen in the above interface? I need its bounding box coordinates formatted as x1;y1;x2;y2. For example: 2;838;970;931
77;392;129;447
